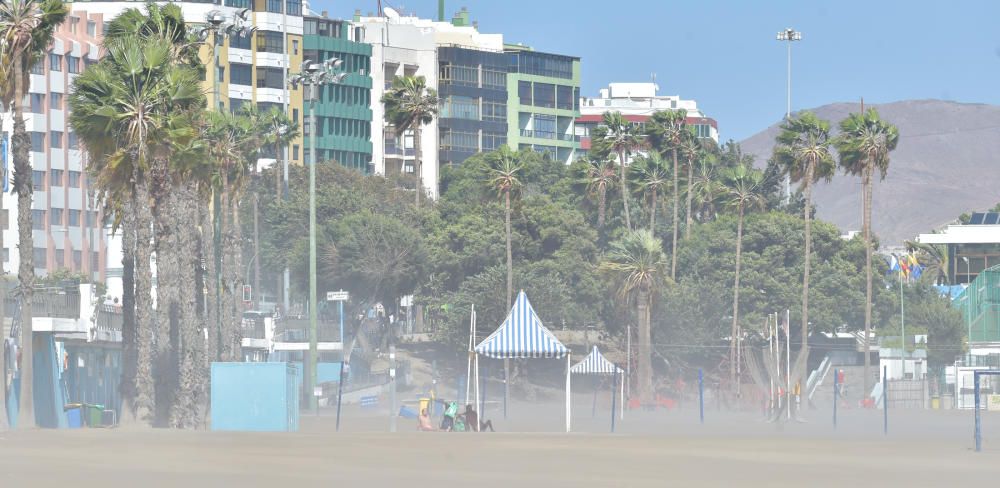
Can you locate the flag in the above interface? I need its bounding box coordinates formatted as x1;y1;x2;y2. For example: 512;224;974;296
899;254;910;278
888;254;900;273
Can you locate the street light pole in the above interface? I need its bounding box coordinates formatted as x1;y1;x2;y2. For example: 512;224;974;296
290;59;348;414
776;27;802;206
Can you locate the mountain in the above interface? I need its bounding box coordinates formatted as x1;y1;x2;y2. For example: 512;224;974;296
739;99;1000;245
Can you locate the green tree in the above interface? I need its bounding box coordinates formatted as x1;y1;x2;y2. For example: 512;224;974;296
645;109;687;280
0;0;67;429
836;108;899;394
720;164;767;392
773;111;835;359
688;153;721;223
600;229;666;403
630;153;670;231
580;157;617;229
486;146;524;309
600;111;643;231
905;241;949;285
679;132;702;240
382;75;438;207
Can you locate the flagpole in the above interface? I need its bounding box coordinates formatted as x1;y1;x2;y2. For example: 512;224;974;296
786;309;791;421
466;305;474;405
900;258;905;381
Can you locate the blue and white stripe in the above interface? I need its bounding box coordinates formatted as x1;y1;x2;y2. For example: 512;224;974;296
571;346;623;375
474;290;569;359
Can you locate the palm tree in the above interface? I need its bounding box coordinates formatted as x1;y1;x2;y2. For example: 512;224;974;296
630;153;670;231
905;241;948;285
382;75;438;207
720;164;767;394
261;107;299;201
689;153;721;223
486;145;523;309
600;112;642;230
679;132;702;240
772;111;835;359
68;4;202;423
836;108;898;395
0;0;67;428
581;157;617;229
600;229;666;404
645;109;687;280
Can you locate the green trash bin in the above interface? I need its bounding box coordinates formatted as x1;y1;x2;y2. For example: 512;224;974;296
86;404;104;427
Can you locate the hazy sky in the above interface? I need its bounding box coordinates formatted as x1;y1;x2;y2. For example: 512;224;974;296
317;0;1000;141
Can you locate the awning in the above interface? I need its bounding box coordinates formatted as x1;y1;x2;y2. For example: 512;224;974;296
474;290;569;359
571;345;623;375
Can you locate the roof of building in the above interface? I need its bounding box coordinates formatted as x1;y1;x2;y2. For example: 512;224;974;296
917;223;1000;244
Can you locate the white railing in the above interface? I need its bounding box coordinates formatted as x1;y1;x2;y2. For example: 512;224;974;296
806;355;832;401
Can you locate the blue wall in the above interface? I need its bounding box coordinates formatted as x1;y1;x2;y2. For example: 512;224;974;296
211;362;299;432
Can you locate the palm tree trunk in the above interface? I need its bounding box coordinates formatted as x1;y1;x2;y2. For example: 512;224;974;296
133;179;156;422
619;150;631;230
229;184;244;360
505;190;513;309
685;156;694;240
730;204;745;397
862;166;873;395
274;143;283;313
671;148;679;280
414;127;422;208
253;194;260;310
637;283;652;404
119;200;139;424
801;162;814;362
201;200;219;363
12;58;35;428
597;185;606;229
171;181;205;428
153;180;179;426
649;188;657;231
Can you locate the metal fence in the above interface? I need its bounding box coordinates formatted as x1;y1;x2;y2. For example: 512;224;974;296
887;379;929;409
957;265;1000;342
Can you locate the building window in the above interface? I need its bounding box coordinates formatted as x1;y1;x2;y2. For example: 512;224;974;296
32;171;45;191
255;31;284;54
68;56;81;74
55;250;64;268
33;247;46;268
286;0;302;16
29;93;44;113
257;101;282;113
69;209;81;227
86;20;96;37
49;53;62;71
86;210;98;227
292;39;299;55
50;169;64;186
509;51;573;79
256;66;283;89
482;132;507;151
73;250;82;269
440;128;478;151
303;148;311;162
91;252;99;272
292;144;299;161
556;85;574;110
68;132;78;150
50;92;63;109
230;34;251;50
229;98;246;113
265;0;282;13
224;0;250;7
30;62;44;75
51;208;63;225
230;63;251;86
482;69;506;89
69;16;79;33
30;132;44;152
533;114;556;139
68;170;81;188
439;64;477;87
518;81;531;106
483;101;506;122
303;19;317;36
50;131;62;149
292;108;299;124
533;83;555;108
439;95;479;120
31;210;45;230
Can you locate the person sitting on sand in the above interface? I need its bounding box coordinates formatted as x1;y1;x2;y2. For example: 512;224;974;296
418;408;436;431
462;404;494;432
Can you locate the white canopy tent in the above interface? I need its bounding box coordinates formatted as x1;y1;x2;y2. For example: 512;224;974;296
468;291;572;432
571;345;625;421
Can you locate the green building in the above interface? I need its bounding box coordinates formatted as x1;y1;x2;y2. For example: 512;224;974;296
303;15;373;172
505;44;581;163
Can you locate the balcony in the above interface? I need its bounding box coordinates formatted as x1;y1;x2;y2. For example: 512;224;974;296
520;130;580;142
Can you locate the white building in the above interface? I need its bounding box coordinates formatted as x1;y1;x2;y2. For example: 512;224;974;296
355;13;441;199
576;82;718;158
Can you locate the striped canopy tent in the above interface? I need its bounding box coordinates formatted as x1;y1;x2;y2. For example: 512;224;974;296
572;346;625;423
469;291;573;432
571;346;623;375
